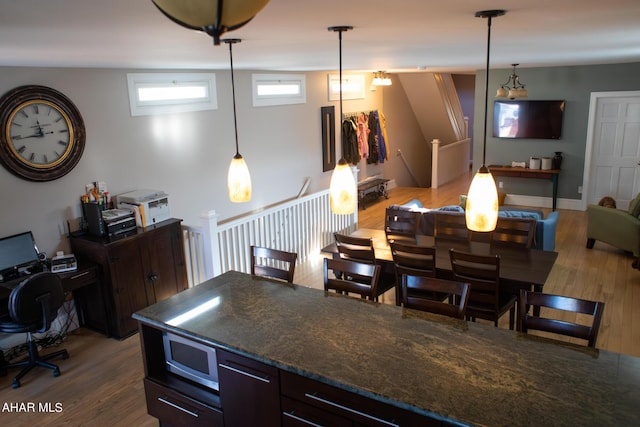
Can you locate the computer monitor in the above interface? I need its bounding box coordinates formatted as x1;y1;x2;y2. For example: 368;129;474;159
0;231;41;274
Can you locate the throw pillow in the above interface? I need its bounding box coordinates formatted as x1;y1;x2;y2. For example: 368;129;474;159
437;205;465;213
459;195;467;210
628;193;640;217
498;211;541;220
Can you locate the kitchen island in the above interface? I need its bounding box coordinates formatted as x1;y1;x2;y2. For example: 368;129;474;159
134;271;639;426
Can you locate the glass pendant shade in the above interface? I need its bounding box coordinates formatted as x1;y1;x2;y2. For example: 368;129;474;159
465;166;499;232
152;0;270;44
329;159;356;215
227;154;252;203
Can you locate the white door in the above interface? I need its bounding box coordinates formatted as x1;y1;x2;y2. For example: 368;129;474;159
585;92;640;210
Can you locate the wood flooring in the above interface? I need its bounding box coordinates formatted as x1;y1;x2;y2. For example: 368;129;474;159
1;173;638;426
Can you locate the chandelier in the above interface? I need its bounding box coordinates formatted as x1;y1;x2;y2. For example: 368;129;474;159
496;63;528;99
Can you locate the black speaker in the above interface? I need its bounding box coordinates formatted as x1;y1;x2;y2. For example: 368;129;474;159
83;202;106;236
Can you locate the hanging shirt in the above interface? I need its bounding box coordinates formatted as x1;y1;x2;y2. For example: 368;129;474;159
367;110;379;164
357;112;369;159
378;110;390;161
374;110;387;163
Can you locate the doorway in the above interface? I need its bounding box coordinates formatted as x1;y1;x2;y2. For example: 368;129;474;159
583;91;640;210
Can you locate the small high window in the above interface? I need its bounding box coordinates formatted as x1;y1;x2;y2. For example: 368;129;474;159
127;73;217;116
252;74;306;107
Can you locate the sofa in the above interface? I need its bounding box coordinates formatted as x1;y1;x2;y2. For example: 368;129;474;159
586;193;640;268
388;199;559;251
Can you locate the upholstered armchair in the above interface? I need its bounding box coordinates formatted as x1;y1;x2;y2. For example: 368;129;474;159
586;195;640;268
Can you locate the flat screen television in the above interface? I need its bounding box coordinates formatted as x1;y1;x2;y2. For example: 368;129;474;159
493;100;565;139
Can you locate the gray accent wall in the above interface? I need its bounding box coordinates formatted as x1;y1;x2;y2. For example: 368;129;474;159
473;62;640;202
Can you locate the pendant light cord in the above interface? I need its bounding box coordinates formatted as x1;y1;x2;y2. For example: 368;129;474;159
328;26;353;161
481;15;492;166
225;39;241;157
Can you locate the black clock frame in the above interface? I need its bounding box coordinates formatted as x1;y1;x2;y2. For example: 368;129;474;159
0;85;86;182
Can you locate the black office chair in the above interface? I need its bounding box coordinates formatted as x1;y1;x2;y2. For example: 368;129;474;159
0;272;69;388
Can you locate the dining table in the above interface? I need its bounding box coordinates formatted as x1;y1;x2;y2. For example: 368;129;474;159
323;228;558;312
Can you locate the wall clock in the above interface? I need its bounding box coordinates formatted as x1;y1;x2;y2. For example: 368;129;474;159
0;85;85;181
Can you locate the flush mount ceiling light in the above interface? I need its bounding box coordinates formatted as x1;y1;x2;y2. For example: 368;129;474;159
151;0;270;45
465;9;505;233
496;63;528;99
328;25;357;215
372;71;392;86
224;38;252;203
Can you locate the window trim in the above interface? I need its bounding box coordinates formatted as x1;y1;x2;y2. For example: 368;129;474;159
252;73;306;107
127;73;218;116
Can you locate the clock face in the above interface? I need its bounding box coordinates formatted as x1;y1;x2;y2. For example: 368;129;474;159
8;100;74;168
0;85;85;181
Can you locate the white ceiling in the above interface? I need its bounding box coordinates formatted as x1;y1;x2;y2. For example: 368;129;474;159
0;0;639;73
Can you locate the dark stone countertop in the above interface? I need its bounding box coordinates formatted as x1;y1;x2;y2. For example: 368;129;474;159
133;271;640;427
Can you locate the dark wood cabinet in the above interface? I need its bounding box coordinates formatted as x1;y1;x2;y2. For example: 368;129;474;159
217;349;281;427
280;371;439;427
71;219;188;338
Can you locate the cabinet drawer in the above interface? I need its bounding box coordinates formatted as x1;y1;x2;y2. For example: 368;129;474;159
282;396;351;427
281;371;438;427
60;265;98;291
144;378;223;427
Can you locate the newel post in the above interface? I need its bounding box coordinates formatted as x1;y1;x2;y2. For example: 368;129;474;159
431;138;441;189
201;209;221;279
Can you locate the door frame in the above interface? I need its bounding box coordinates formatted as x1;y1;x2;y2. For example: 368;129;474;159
581;90;640;210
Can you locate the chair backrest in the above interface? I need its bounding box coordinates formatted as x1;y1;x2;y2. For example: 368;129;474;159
323;258;381;300
491;217;537;248
518;290;605;348
390;241;436;279
334;233;376;264
401;275;470;319
8;272;64;333
385;207;421;243
434;212;470;241
449;249;501;310
250;245;298;283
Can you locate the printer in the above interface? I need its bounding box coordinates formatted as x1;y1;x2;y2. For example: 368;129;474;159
117;189;170;227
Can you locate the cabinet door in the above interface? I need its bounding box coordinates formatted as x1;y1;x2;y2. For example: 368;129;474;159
108;241;148;337
143;222;188;304
217;349;281;427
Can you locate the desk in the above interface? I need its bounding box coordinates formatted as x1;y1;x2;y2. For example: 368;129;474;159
0;262;105;333
323;228;558;308
489;166;560;211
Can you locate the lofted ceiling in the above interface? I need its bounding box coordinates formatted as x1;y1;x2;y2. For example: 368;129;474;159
0;0;639;73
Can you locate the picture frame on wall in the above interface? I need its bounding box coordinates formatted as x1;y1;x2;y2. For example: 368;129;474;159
327;74;365;101
321;106;336;172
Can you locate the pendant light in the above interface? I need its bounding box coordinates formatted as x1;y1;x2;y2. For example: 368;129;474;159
496;63;528;99
328;25;357;215
465;10;505;232
151;0;270;45
224;38;252;203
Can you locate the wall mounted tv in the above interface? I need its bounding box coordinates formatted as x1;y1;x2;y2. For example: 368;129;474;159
493;100;565;139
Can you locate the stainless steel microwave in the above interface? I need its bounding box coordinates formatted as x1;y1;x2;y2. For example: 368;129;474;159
162;331;219;391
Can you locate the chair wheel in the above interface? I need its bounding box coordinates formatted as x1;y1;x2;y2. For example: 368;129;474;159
53;368;60;377
12;379;20;389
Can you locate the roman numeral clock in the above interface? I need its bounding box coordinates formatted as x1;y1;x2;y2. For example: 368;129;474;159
0;85;85;181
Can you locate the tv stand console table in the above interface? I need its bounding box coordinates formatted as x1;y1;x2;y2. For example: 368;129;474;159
489;166;560;211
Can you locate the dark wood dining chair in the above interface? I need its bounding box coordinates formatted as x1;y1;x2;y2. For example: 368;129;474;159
385;207;421;244
491;217;537;248
401;274;470;319
390;241;446;306
518;290;605;347
334;233;395;300
434;212;470;241
250;245;298;283
449;249;516;330
323;258;381;301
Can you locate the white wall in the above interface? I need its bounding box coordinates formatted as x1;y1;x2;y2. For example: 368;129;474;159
0;67;382;258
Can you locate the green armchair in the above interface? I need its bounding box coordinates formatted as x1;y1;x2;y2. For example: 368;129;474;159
586;197;640;268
